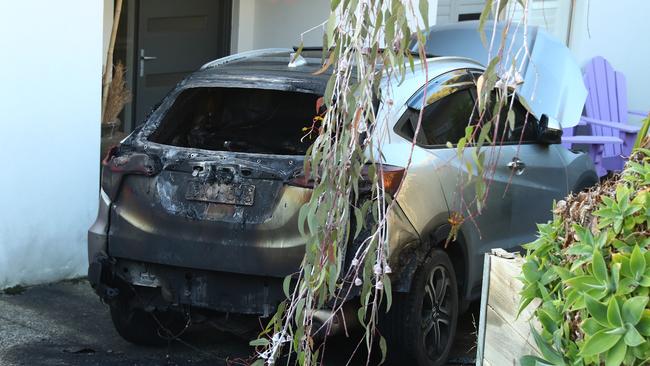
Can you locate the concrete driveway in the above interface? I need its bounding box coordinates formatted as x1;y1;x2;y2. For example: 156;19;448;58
0;279;477;366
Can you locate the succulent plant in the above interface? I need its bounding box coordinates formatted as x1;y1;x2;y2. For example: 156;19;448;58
521;136;650;366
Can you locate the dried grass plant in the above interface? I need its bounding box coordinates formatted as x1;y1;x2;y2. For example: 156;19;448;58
102;61;131;127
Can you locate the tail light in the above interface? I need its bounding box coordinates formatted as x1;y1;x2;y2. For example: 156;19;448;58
287;174;315;188
101;146;160;200
287;162;315;188
286;164;406;196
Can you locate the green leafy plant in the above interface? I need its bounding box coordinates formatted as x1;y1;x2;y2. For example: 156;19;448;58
634;115;650;150
520;145;650;366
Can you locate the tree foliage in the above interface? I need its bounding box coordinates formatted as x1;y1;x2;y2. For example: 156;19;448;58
251;1;432;364
250;1;539;364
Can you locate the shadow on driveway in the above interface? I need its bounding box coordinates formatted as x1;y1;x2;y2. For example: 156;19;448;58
0;280;477;365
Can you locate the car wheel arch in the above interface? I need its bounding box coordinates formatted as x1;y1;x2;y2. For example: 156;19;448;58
571;170;599;194
393;222;469;304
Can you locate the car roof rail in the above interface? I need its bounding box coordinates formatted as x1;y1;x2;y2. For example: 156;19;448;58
294;45;438;59
200;48;294;70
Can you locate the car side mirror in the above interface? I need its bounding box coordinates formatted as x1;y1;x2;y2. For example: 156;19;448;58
537;114;562;145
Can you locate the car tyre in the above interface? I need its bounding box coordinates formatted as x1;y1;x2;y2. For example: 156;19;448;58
110;301;187;346
382;249;458;366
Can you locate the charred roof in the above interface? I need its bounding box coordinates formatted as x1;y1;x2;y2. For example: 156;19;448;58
182;49;332;94
197;49;330;79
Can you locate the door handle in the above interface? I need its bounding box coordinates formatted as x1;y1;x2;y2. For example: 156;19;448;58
507;157;526;175
139;49;157;77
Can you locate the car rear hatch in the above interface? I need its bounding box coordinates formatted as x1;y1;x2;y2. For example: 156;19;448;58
104;85;322;278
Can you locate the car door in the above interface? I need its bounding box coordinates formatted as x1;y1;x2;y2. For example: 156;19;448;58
393;69;516;256
393;69;570;302
468;83;570;249
506;143;570;245
396;68;569;255
495;102;570;246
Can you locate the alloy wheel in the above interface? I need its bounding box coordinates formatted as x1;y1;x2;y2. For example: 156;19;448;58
421;265;453;359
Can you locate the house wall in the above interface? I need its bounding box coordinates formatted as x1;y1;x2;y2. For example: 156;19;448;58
231;0;257;53
252;0;331;49
232;0;437;53
569;0;650;118
0;1;102;288
437;0;573;44
437;0;486;25
508;0;572;44
231;0;335;53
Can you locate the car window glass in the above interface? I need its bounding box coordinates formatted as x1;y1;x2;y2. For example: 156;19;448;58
468;70;538;144
483;92;538;143
407;70;474;110
419;89;476;146
396;70;477;147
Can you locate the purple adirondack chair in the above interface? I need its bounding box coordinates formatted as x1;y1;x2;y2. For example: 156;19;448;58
562;56;647;177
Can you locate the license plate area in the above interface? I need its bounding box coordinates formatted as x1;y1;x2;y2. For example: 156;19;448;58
185;181;255;206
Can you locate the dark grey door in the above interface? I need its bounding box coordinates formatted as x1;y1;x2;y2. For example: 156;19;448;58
135;0;231;126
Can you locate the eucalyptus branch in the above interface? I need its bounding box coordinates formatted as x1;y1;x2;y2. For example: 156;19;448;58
252;1;535;365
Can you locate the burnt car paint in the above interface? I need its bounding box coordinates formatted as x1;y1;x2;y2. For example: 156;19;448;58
88;50;421;315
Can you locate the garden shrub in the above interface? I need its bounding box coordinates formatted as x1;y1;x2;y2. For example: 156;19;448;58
520;141;650;366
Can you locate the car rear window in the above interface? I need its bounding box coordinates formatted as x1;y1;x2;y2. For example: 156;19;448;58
149;87;321;155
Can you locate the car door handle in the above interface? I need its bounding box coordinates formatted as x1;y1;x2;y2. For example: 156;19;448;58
507;157;526;175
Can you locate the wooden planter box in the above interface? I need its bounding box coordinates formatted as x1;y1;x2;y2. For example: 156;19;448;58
475;251;541;366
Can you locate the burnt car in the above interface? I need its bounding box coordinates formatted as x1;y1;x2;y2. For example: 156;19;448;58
89;26;597;366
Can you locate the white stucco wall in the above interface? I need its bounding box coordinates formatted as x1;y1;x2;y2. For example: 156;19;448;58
0;1;102;289
232;0;331;53
232;0;437;53
569;0;650;118
252;0;331;49
232;0;257;53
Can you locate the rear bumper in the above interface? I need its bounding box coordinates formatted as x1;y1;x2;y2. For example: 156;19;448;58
87;185;301;315
107;232;306;278
88;257;285;316
88;189;111;264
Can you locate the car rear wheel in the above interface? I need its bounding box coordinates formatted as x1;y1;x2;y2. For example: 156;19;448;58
109;301;187;346
382;249;458;366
